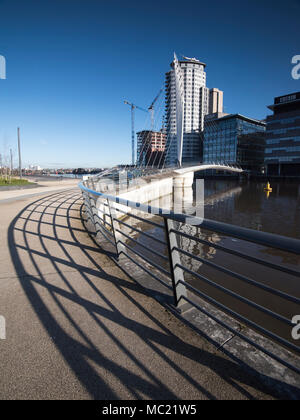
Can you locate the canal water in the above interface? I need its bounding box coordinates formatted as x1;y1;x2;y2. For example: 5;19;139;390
125;178;300;353
199;179;300;240
187;179;300;352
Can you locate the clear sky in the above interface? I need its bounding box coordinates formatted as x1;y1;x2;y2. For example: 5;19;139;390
0;0;299;168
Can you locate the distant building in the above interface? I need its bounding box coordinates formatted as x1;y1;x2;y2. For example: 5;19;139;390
209;88;223;114
265;92;300;176
26;165;42;171
205;111;229;121
137;130;166;167
205;88;228;121
203;114;266;169
165;56;209;166
237;132;266;172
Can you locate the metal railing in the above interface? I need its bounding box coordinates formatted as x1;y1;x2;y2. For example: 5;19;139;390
79;180;300;376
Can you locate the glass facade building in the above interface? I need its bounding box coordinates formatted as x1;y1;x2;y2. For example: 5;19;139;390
203;114;266;168
265;92;300;176
237;132;266;172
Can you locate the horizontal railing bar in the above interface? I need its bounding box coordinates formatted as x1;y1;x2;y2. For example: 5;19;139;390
94;205;112;220
96;205;111;217
171;229;300;278
180;295;300;376
119;241;171;278
100;202;115;220
87;195;98;206
120;251;173;291
112;206;164;229
174;246;300;305
94;219;113;237
86;204;111;229
85;206;104;227
116;219;167;245
178;264;292;326
85;198;98;213
84;197;111;225
80;183;300;255
84;212;94;226
97;228;116;247
84;204;113;236
178;279;300;355
80;183;300;366
116;228;169;262
85;213;115;246
84;203;94;218
187;218;300;255
93;212;112;229
87;196;110;217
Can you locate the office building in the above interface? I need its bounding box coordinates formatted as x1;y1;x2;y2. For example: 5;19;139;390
203;114;266;169
237;132;266;172
209;88;223;114
205;88;228;121
137;130;166;167
265;92;300;176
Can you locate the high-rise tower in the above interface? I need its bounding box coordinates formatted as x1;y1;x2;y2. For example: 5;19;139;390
165;54;209;166
209;88;224;114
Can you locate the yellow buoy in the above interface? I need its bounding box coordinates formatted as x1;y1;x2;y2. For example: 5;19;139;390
264;182;272;194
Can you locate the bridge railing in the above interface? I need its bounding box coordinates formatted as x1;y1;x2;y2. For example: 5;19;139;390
79;181;300;377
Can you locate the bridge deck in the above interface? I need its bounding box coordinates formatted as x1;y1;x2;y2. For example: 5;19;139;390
0;188;277;399
174;164;244;174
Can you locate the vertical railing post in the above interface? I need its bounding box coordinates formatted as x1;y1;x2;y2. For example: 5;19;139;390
87;192;96;227
164;218;187;308
91;194;100;229
107;199;126;258
82;191;91;226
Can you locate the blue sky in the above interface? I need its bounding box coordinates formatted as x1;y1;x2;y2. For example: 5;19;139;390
0;0;299;168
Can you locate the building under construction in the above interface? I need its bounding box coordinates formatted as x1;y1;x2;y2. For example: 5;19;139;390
136;130;166;167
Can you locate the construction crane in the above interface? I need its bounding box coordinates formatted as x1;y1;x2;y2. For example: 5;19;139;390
124;100;148;165
148;88;163;131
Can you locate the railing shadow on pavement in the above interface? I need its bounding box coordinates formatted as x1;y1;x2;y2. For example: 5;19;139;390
6;190;299;400
79;176;300;398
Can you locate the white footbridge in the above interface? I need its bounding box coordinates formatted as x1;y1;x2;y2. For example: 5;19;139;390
172;163;244;187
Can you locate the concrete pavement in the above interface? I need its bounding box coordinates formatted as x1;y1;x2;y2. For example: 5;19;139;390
0;185;280;399
0;177;79;203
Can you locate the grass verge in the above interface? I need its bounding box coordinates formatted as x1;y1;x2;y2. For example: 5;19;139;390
0;177;35;187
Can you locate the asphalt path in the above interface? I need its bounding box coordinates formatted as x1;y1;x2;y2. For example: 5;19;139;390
0;185;278;399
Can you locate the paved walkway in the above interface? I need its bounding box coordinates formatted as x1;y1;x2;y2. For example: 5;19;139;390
0;186;279;399
0;178;79;203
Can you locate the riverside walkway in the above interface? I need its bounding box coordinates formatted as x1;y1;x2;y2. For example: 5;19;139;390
0;182;281;399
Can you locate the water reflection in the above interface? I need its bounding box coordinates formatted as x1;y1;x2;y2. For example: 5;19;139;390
199;179;300;240
108;178;300;352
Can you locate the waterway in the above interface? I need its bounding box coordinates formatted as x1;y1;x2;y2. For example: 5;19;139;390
124;178;300;353
199;179;300;240
181;178;300;352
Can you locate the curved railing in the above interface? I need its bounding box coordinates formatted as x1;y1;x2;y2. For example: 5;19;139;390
79;176;300;378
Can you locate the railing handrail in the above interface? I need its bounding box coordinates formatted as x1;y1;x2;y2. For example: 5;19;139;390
80;179;300;379
79;181;300;256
